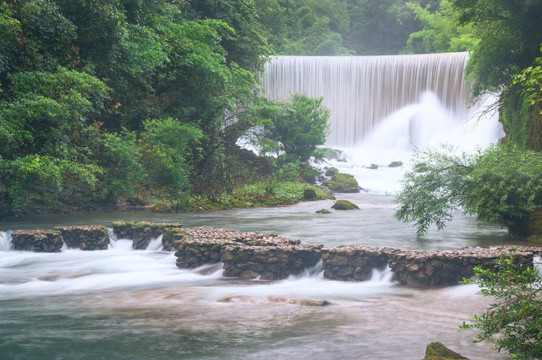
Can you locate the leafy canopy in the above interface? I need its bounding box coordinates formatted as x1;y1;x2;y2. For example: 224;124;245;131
452;0;542;97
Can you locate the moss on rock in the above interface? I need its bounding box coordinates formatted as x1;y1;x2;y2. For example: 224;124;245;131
325;167;339;177
331;200;359;210
303;188;318;200
423;342;469;360
322;173;360;193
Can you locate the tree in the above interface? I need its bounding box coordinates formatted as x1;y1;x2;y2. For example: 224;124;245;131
452;0;542;97
500;52;542;151
255;0;351;55
250;94;329;165
139;118;202;208
394;146;542;237
460;252;542;359
403;0;479;53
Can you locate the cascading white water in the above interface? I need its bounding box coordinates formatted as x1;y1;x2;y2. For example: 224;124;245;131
262;52;505;193
0;231;12;251
261;52;502;149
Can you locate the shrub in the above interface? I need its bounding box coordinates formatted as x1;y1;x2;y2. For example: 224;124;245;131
394;145;542;237
461;252;542;359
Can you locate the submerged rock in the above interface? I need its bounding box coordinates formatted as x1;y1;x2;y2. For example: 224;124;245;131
268;296;331;306
316;209;332;214
331;200;359;210
423;342;469;360
323;148;343;160
322;173;360;193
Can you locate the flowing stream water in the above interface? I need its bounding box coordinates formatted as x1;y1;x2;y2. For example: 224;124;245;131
0;53;518;359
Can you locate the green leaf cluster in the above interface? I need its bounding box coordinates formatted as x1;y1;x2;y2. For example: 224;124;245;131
460;252;542;359
501;52;542;151
0;0;274;217
404;0;479;53
394;145;542;237
451;0;542;98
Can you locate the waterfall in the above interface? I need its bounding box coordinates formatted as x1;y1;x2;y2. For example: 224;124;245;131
261;52;501;149
0;231;12;251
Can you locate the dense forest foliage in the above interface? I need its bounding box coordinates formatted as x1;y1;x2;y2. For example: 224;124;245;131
254;0;478;55
0;0;335;217
1;0;542;221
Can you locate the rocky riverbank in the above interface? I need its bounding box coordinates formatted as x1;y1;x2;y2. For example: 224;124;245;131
6;222;541;287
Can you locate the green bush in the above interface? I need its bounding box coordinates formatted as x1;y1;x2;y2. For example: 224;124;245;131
461;252;542;359
394;145;542;237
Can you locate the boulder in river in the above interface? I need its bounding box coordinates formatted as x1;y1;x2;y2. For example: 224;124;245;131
331;200;359;210
423;342;469;360
322;173;360;193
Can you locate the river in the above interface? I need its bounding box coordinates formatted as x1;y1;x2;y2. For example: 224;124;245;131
0;191;514;360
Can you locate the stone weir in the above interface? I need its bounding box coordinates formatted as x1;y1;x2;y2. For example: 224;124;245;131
9;222;542;287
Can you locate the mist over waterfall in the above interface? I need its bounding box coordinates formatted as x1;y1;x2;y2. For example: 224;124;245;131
261;52;503;149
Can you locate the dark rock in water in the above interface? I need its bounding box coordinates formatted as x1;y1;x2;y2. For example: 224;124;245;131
368;163;378;169
325;167;339;177
323;148;343;160
112;221;182;250
337;158;347;162
314;175;327;183
268;296;331;306
331;200;359;210
316;209;332;214
322;173;360;193
11;230;63;252
303;188;318;200
423;342;469;360
388;161;403;168
55;225;109;250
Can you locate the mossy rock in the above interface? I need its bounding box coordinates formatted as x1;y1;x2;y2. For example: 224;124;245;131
303;188;318;200
322;173;360;193
331;200;359;210
316;208;332;214
325;167;339;177
368;163;378;169
423;342;469;360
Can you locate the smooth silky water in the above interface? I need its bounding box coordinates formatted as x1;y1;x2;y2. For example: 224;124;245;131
0;53;516;359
